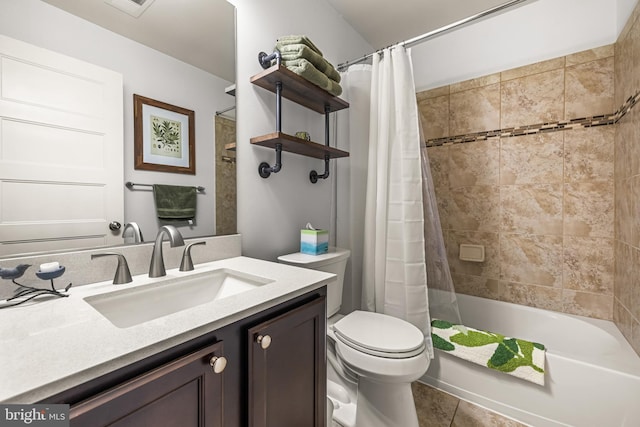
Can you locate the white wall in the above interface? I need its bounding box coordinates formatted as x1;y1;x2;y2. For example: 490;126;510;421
230;0;372;260
618;0;640;34
412;0;637;90
0;0;234;240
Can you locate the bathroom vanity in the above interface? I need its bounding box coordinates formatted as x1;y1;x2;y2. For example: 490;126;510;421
0;255;333;427
63;289;325;426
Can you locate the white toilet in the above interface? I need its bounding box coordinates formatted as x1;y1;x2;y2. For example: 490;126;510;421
278;247;430;427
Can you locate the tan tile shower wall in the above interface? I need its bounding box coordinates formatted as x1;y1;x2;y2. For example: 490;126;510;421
418;45;616;321
215;116;237;236
615;0;640;355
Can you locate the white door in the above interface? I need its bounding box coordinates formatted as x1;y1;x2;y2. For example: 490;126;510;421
0;35;124;256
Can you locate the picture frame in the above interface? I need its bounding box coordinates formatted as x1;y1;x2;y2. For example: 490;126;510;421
133;94;196;174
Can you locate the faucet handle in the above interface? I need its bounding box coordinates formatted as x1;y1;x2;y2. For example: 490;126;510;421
179;241;206;271
91;252;133;285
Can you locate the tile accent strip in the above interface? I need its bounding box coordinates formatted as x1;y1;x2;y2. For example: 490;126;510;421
424;91;640;147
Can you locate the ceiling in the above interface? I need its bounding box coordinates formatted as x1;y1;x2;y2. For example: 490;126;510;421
42;0;235;82
42;0;524;82
326;0;527;50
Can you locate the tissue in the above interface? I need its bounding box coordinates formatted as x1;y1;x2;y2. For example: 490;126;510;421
301;223;328;255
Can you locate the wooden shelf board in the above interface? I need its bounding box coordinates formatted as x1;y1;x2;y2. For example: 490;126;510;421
250;132;349;159
224;142;236;151
250;65;349;114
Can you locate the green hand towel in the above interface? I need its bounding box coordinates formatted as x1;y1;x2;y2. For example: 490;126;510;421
276;35;323;56
153;184;197;221
275;43;341;83
285;58;343;97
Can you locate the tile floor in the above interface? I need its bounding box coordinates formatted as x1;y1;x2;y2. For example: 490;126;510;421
412;382;528;427
330;382;528;427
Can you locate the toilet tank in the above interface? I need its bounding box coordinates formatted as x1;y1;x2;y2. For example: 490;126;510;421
277;247;351;317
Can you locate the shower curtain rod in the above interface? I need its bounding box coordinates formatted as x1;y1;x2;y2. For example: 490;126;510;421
337;0;532;71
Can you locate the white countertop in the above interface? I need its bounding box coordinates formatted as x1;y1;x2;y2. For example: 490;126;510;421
0;256;334;403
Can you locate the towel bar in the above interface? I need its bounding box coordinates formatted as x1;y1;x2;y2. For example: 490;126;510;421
125;182;205;192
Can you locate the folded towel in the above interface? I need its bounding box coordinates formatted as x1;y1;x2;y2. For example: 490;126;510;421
285;58;343;97
153;184;197;222
276;35;323;56
275;44;341;83
431;319;546;385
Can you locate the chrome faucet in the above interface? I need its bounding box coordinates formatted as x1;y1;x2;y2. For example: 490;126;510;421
149;225;185;278
122;222;144;243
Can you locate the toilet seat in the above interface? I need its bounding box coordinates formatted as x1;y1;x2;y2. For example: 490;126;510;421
333;311;426;359
334;337;430;383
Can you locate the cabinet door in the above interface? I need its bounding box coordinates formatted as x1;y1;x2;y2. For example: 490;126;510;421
248;296;326;427
70;341;226;427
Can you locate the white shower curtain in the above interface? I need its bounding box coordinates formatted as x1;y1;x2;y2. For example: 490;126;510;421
334;65;372;313
360;47;432;353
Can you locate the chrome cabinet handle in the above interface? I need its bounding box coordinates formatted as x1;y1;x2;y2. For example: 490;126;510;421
256;334;272;349
209;356;227;374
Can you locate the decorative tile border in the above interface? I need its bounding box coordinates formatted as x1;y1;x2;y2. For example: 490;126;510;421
425;91;640;147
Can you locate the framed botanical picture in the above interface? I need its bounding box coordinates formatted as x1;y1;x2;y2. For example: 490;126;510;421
133;94;195;174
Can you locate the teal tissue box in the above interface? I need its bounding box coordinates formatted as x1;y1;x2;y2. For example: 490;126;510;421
300;229;329;255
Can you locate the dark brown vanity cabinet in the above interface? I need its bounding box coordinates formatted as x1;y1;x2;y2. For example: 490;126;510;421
70;341;225;427
46;289;326;427
248;296;326;427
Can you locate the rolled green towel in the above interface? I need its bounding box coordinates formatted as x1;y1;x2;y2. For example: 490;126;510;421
431;319;546;385
153;184;197;222
275;44;341;83
285;58;342;97
276;35;323;56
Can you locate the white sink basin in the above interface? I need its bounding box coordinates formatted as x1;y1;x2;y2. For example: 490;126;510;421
84;268;273;328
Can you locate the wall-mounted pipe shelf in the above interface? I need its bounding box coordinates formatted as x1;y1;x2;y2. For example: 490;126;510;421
250;64;349;114
250;132;348;159
250;57;349;183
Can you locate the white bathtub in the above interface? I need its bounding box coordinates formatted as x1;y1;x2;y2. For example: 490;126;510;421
422;293;640;427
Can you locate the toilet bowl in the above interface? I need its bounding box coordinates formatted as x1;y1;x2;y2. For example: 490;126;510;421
278;248;430;427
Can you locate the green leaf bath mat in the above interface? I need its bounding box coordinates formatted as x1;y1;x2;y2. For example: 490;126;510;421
431;319;546;385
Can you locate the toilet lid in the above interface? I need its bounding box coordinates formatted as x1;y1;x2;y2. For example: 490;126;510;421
333;311;425;358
